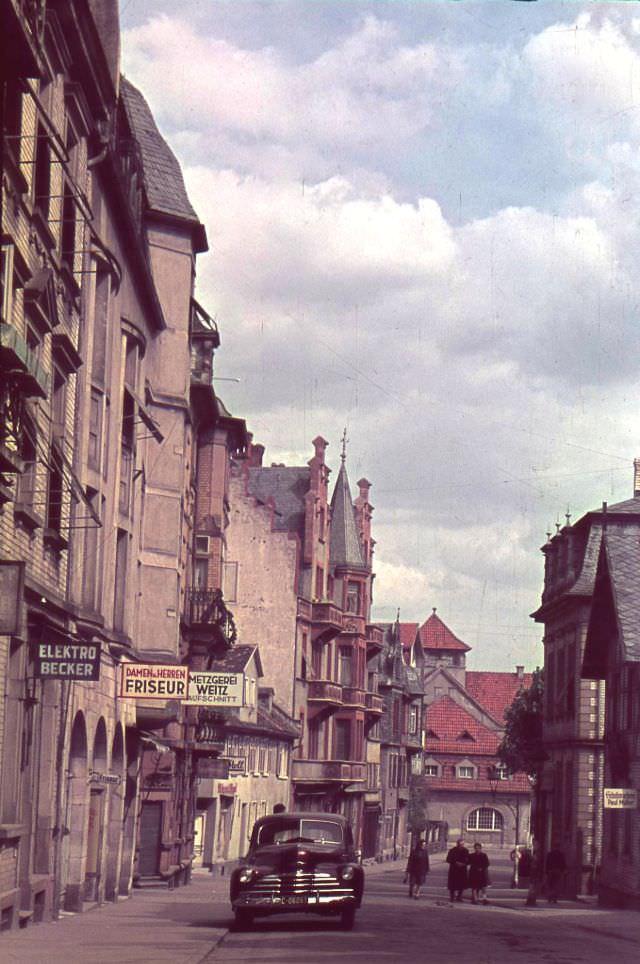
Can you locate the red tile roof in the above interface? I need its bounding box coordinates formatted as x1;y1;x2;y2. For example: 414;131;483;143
423;773;531;794
425;696;500;754
398;622;419;652
419;611;470;652
465;671;533;725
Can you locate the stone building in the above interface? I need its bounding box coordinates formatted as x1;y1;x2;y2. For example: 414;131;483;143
225;437;384;849
411;612;532;850
0;0;242;928
530;493;637;895
582;505;640;907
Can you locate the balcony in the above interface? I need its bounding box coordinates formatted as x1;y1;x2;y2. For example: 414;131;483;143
341;686;366;708
185;588;237;649
365;692;384;714
291;759;367;785
366;624;384;652
307;679;342;706
311;600;343;643
297;597;312;621
0;324;49;398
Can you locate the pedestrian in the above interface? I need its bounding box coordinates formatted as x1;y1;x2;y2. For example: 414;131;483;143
446;837;470;902
468;842;490;904
404;838;430;899
545;844;566;904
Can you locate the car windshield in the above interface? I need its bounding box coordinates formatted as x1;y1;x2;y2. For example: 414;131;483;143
254;818;344;847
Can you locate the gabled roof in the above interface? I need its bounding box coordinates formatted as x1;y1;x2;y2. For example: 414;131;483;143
425;696;500;754
330;461;365;569
465;671;532;725
210;645;263;677
419;611;470;652
584;520;640;677
247;465;310;536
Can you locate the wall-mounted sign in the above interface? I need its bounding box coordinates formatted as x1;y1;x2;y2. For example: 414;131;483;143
216;782;237;796
197;758;230;779
0;561;24;635
34;640;100;680
88;770;122;787
604;788;638;809
185;671;244;706
120;663;188;699
224;756;247;775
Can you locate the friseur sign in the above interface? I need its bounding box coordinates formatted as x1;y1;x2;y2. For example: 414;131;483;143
34;641;100;680
120;663;188;698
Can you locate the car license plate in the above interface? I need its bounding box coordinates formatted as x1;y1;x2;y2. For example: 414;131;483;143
283;895;307;905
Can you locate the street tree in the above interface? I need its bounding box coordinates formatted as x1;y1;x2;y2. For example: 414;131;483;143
497;668;546;781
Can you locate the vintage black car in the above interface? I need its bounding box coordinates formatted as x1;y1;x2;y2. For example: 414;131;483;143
229;812;364;930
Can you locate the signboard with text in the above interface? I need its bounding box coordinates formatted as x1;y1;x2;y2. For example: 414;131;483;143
196;758;230;779
184;671;244;706
34;640;100;680
120;663;188;699
604;788;638;809
224;756;247;775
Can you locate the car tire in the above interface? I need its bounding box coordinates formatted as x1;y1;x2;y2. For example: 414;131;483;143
340;905;356;930
234;908;254;930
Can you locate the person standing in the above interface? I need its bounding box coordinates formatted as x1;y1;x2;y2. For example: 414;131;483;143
446;838;470;902
545;844;567;904
468;842;490;904
405;839;430;899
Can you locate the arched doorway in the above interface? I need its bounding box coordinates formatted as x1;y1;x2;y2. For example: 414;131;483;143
84;718;108;902
63;712;88;911
104;725;125;900
118;727;139;896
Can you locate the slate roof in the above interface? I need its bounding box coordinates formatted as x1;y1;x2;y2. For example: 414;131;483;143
120;77;202;226
210;645;263;676
330;461;366;569
601;522;640;662
419;611;471;652
465;671;532;725
247;465;310;536
376;622;419;657
425;696;500;754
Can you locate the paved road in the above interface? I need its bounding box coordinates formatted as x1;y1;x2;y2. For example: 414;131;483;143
3;852;640;963
207;862;640;964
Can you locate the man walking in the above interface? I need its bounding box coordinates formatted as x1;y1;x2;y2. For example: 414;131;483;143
446;838;470;902
405;839;430;899
545;844;567;904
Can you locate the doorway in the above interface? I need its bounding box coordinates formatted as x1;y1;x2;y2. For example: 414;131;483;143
138;801;163;876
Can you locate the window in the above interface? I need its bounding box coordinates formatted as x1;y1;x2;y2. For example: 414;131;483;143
34;124;51;218
338;647;352;685
113;528;128;631
91;268;109;383
308;719;320;758
458;765;474;779
223;561;238;602
60;181;76;271
424;764;439;777
346;581;360;614
493;763;509;781
409;705;419;735
315;565;324;599
467;808;503;832
312;641;323;678
46;447;64;535
1;243;14;322
334;719;351;760
194;558;208;589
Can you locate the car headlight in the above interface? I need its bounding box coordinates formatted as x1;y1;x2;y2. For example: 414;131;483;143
239;867;256;884
339;865;355;881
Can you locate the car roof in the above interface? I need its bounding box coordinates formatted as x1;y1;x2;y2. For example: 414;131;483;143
253;812;349;826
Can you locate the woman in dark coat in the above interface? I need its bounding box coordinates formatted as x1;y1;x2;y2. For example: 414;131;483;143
468;842;490;904
446;838;470;902
405;839;430;899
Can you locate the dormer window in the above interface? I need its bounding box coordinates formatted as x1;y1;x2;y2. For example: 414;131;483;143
425;729;439;741
456;729;475;742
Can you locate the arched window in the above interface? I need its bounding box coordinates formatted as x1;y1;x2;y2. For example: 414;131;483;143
467;807;503;832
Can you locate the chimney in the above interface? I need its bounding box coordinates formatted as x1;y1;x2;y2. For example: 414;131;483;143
634;459;640;498
247;443;265;467
516;665;524;680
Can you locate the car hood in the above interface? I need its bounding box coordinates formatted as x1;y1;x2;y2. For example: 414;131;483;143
245;843;351;873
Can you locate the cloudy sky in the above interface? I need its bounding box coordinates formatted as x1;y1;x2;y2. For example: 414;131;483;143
120;1;640;671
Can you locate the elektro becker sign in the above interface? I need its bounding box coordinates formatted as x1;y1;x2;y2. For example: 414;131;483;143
35;641;101;680
120;663;188;698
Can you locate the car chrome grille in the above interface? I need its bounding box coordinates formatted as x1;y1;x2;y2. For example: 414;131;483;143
245;871;351;899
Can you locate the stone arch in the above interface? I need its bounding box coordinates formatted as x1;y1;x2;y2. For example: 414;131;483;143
63;711;89;910
118;727;140;896
104;724;126;901
84;718;109;902
92;717;108;771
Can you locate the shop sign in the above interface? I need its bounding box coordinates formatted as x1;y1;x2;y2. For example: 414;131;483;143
224;756;247;775
197;758;230;779
120;663;188;699
217;782;237;796
604;788;638;809
184;671;244;706
88;770;122;787
34;640;100;680
0;561;24;635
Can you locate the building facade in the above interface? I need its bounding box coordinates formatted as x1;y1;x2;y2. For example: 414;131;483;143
411;612;532;851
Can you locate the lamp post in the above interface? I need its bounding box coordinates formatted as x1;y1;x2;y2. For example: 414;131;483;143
488;766;522;887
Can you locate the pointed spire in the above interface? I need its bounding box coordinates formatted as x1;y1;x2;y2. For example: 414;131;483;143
340;426;348;463
329;451;365;569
